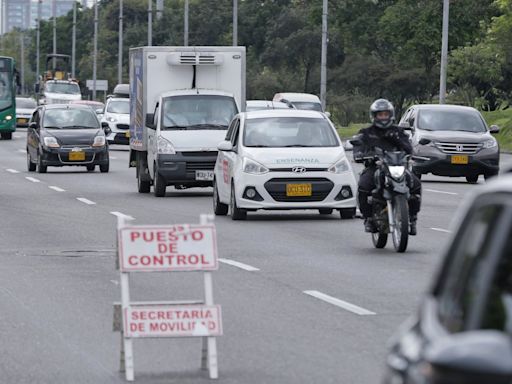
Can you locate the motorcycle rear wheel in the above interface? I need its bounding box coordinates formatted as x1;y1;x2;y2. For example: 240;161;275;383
392;195;409;253
372;232;388;248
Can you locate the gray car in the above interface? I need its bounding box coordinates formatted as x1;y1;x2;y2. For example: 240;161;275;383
399;104;500;183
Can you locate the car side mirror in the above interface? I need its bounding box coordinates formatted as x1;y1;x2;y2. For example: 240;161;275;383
324;111;331;118
349;135;363;147
95;108;103;115
398;121;412;130
29;122;38;130
489;124;500;134
146;113;155;130
419;138;431;146
101;122;112;135
218;140;234;152
425;331;512;384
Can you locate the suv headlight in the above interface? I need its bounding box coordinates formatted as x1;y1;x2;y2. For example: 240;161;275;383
243;157;269;175
92;135;106;147
106;116;117;123
43;136;60;148
328;157;350;174
483;138;497;149
157;136;176;154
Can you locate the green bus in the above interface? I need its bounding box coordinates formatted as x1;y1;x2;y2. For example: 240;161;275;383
0;56;17;140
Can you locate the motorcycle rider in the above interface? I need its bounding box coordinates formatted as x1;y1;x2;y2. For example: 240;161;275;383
353;99;422;235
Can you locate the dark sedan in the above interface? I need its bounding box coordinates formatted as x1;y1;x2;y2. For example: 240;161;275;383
27;104;109;173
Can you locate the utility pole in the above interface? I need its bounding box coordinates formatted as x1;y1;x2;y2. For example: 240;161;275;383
439;0;450;104
93;0;98;99
36;0;41;84
118;0;123;84
233;0;238;46
156;0;163;20
52;0;57;69
20;34;25;94
148;0;152;46
320;0;328;111
72;1;76;78
184;0;189;46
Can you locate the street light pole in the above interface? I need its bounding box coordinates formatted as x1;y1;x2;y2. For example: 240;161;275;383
93;0;98;99
439;0;450;104
148;0;152;46
36;0;41;82
72;1;76;78
20;34;25;94
184;0;189;46
118;0;123;84
233;0;237;46
320;0;328;111
52;0;57;69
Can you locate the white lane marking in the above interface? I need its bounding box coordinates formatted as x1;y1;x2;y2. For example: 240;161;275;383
110;211;135;220
425;189;458;196
25;177;40;183
49;186;65;192
303;290;376;316
110;156;117;160
219;258;260;272
6;168;19;174
18;149;25;153
76;197;96;205
110;280;119;285
431;227;452;233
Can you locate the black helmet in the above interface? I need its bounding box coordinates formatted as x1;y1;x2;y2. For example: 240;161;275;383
370;99;395;129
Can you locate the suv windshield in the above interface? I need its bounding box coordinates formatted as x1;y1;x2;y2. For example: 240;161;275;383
43;108;99;129
244;117;339;148
16;98;37;109
291;102;323;112
107;100;129;114
161;95;238;130
418;109;486;133
45;82;81;95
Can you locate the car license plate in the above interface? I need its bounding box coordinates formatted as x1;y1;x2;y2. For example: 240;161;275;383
195;170;214;181
17;118;27;124
451;155;468;164
125;131;130;138
69;151;85;161
286;183;312;197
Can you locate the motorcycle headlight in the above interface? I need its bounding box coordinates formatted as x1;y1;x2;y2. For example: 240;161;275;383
243;157;269;175
43;136;60;148
157;136;176;154
328;157;350;174
92;135;106;147
389;165;406;179
106;116;117;123
483;138;497;149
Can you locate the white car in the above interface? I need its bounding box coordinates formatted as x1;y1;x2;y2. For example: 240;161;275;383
101;97;130;144
246;100;294;112
273;92;324;112
15;97;37;127
213;110;358;220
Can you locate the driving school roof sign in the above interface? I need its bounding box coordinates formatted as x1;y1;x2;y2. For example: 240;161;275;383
118;224;218;272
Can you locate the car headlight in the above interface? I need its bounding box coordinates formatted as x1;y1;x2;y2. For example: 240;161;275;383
43;136;60;148
157;136;176;154
243;157;269;175
483;138;497;149
328;157;350;174
106;116;117;123
389;165;406;179
92;135;106;147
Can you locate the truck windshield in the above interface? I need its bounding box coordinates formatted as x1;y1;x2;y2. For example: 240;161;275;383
161;95;238;130
45;82;81;95
43;108;99;129
418;109;487;133
0;71;13;110
107;100;130;114
244;117;339;148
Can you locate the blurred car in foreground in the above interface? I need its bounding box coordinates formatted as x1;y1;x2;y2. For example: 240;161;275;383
15;97;37;127
384;174;512;384
26;104;109;173
246;100;294;112
399;104;500;183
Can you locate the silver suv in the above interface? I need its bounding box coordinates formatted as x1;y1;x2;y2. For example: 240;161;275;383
399;104;500;183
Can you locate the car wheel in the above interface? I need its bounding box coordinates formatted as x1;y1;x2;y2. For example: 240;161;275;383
230;183;246;220
466;175;479;184
27;151;36;172
86;164;95;172
213;179;228;216
153;164;166;197
340;207;356;219
37;153;47;173
319;208;333;215
99;162;109;173
1;132;12;140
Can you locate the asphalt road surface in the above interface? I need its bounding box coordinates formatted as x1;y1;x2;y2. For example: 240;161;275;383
1;130;511;383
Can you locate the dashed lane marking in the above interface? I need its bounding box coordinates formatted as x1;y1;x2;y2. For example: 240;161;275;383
303;290;376;316
219;258;260;272
76;197;96;205
49;186;65;192
25;177;40;183
425;189;458;196
6;169;19;174
431;227;452;233
110;211;135;220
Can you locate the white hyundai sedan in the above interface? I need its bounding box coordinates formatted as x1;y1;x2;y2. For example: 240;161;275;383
213;110;358;220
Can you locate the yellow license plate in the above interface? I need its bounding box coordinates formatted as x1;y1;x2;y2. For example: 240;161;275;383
125;131;130;138
17;118;27;124
69;151;85;161
451;155;468;164
286;183;312;197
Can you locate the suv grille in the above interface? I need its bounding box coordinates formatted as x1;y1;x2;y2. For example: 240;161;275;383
435;142;482;154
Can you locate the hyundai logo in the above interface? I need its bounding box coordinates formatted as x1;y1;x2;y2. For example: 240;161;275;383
456;144;464;152
292;166;307;173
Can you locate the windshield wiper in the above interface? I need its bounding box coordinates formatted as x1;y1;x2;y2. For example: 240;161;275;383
162;125;188;130
283;144;314;147
186;124;228;130
43;126;62;129
246;145;269;148
61;125;97;129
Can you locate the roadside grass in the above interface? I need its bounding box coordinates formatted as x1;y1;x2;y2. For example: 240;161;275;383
337;123;367;139
482;110;512;152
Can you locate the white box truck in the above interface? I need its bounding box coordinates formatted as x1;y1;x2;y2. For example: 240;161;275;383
129;46;246;196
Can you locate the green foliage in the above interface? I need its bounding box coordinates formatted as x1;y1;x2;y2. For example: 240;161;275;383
482;109;512;151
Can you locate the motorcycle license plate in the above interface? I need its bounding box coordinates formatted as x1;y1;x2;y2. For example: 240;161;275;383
286;183;312;197
69;151;85;161
195;170;214;181
451;155;468;164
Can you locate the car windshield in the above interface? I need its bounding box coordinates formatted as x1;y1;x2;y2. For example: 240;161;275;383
418;109;487;133
107;100;129;114
161;95;238;130
43;108;99;129
291;102;323;112
244;117;339;148
16;98;37;109
45;82;81;95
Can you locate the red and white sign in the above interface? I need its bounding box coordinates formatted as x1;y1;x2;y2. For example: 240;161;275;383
118;224;218;272
124;305;222;338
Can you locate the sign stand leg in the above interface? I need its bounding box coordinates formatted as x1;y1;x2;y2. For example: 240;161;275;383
120;330;125;372
201;336;208;370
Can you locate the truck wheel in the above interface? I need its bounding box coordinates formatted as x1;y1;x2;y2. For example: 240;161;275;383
340;208;356;219
213;179;228;215
1;132;12;140
230;184;246;220
153;165;166;197
137;160;150;193
27;152;36;172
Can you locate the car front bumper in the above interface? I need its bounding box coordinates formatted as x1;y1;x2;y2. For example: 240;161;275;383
40;146;109;166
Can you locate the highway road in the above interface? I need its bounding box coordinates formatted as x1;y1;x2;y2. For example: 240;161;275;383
1;130;511;383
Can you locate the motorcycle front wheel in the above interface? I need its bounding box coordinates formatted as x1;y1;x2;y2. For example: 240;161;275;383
392;195;409;253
